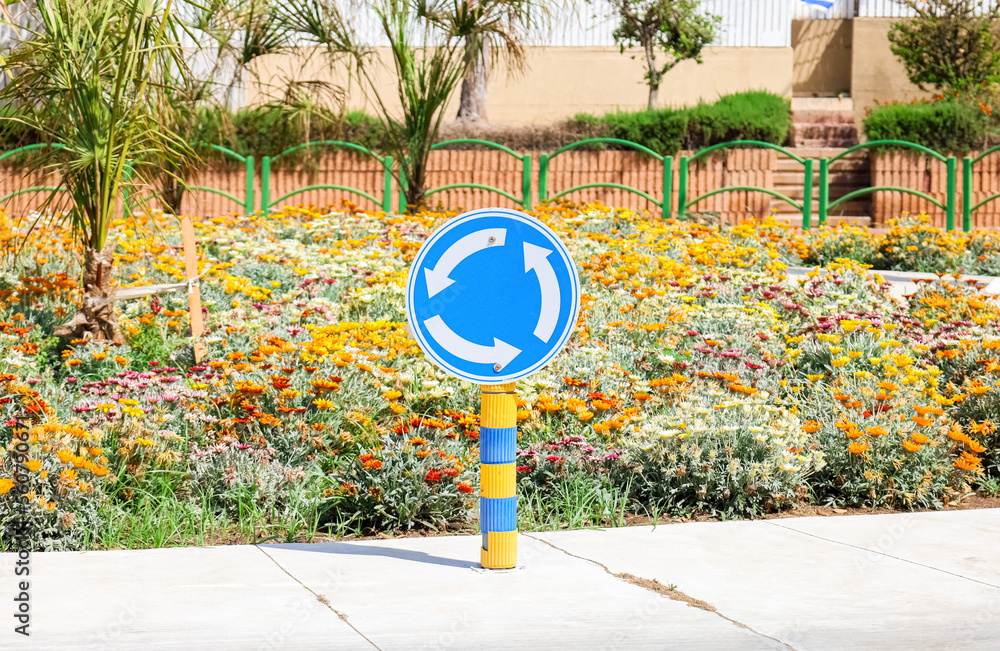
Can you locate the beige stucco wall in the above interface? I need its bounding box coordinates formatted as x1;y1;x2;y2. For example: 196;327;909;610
792;19;852;97
249;46;793;125
850;17;931;127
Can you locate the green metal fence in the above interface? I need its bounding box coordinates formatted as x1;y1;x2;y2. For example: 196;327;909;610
539;138;672;218
678;140;813;227
260;141;392;214
963;144;1000;232
422;139;532;210
188;143;255;216
0;144;70;206
5;138;1000;231
818;140;957;229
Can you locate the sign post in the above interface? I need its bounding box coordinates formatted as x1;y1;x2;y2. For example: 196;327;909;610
405;208;580;569
179;216;207;362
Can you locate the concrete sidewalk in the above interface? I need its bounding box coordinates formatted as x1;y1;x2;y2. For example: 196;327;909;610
2;509;999;650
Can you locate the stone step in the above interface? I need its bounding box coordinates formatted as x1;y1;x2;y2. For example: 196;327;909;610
796;138;861;148
774;171;868;185
794;124;858;138
792;112;857;125
776;159;869;173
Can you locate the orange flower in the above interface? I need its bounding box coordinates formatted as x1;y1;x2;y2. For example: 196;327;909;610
913;405;944;417
847;441;869;455
967;439;987;453
362;459;383;470
114;355;127;365
835;417;857;432
844;427;863;440
25;459;42;472
425;468;442;483
801;421;822;434
408;437;428;446
0;478;14;495
901;439;923;453
911;433;930;444
912;416;935;427
456;482;473;494
865;426;887;437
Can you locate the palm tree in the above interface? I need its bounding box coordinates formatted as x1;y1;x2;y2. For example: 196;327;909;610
280;0;537;207
0;0;187;340
454;0;549;123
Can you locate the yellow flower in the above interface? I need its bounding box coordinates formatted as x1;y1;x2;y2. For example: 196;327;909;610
313;398;336;410
0;478;14;495
25;459;42;472
831;356;850;368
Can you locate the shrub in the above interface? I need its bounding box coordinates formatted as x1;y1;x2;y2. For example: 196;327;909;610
875;215;966;271
862;99;997;153
685;90;792;149
321;432;476;533
571;109;689;156
620;382;820;518
568;90;791;156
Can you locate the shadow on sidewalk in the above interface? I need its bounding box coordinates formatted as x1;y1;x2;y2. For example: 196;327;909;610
260;541;477;569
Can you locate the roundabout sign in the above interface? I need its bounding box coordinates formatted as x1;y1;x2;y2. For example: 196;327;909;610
405;208;580;384
405;207;580;570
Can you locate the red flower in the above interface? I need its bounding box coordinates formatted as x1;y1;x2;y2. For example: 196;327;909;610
545;455;562;462
425;468;442;483
517;465;532;473
442;467;459;477
456;482;473;494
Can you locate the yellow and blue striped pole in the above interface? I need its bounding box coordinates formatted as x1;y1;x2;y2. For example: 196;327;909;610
480;382;517;569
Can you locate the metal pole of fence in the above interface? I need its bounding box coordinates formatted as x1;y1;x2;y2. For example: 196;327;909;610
963;157;973;232
662;156;673;220
946;157;957;231
521;154;532;210
677;156;688;220
818;159;829;226
382;156;393;213
479;382;517;569
398;161;408;214
245;156;255;216
260;156;270;215
538;154;548;203
802;159;813;230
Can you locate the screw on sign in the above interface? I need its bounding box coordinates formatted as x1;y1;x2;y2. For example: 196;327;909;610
405;208;580;569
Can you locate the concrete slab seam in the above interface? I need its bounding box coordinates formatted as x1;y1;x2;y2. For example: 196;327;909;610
763;521;1000;592
254;545;382;650
522;533;798;651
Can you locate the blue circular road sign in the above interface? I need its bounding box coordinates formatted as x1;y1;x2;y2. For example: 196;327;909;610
405;208;581;384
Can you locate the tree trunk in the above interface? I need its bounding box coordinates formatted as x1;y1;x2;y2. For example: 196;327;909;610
456;42;490;122
55;239;121;342
644;39;659;110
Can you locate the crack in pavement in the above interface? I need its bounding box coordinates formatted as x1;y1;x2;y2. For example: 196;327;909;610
763;520;1000;592
522;533;797;651
255;545;382;650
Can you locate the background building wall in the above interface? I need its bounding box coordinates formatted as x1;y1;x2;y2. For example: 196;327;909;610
792;19;852;97
850;17;930;126
250;45;794;124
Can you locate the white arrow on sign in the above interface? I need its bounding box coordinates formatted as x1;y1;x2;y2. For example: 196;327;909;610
424;315;522;367
425;228;507;297
524;242;560;343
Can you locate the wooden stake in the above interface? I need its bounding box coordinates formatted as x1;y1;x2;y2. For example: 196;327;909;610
180;215;206;362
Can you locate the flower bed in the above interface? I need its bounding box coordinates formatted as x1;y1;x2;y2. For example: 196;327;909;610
1;205;999;551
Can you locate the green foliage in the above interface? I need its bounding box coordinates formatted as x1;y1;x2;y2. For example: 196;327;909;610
573;109;689;156
862;99;997;153
321;434;476;533
570;90;791;156
685;90;792;148
888;0;1000;94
